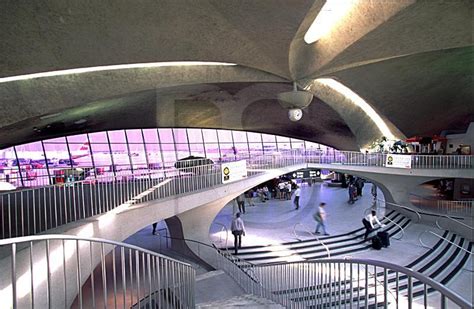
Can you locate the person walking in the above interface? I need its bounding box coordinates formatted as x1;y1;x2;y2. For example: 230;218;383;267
231;212;246;254
293;186;301;210
236;193;246;214
313;202;329;235
362;210;385;241
245;189;255;206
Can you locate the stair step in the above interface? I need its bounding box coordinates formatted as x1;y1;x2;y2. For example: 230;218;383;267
196;294;285;308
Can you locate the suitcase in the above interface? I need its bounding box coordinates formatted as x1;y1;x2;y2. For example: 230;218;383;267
377;231;390;247
372;236;382;250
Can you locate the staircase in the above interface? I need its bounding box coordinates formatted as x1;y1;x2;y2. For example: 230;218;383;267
265;230;472;308
231;211;410;264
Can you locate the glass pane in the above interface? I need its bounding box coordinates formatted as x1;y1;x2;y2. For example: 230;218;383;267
159;129;174;143
108;130;127;143
189;144;206;157
219;143;235;160
67;133;89;144
263;142;277;153
247;132;262;143
175;143;190;158
232;130;247;143
305;141;320;149
291;139;305;150
126;129;144;144
233;143;249;158
217;130;232;142
69;140;93;169
276;135;290;143
204;144;221;160
277;142;291;150
161;144;176;165
262;133;276;143
13;142;48;187
187;129;203;143
128;143;147;172
89;132;108;143
202;129;218;143
173;129;188;144
145;144;162;170
110;143;131;172
90;143;112;170
248;143;263;154
143;129;159;143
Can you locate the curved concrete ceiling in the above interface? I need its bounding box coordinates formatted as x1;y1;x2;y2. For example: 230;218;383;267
0;0;472;151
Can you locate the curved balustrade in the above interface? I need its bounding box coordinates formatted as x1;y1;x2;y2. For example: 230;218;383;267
0;234;195;309
253;258;471;308
0;152;471;240
363;206;405;240
436;215;474;231
418;230;473;255
376;198;422;223
293;223;330;258
306;151;473;169
210;222;229;250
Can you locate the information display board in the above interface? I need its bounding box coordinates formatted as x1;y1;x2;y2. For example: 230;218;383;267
222;160;247;183
385;154;412;169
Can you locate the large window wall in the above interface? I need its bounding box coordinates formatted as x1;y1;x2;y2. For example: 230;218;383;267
0;128;337;188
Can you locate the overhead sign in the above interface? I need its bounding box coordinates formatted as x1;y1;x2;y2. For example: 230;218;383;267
385;154;412;169
222;160;247;183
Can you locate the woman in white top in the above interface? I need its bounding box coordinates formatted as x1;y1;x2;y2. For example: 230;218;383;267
362;210;385;240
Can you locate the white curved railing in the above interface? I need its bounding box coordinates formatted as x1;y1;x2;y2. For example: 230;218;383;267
293;223;330;258
436;215;474;231
0;152;472;240
363;206;405;240
0;234;195;309
376;198;422;223
253;258;472;308
418;230;473;255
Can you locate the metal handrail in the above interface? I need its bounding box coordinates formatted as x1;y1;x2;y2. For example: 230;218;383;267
211;222;229;252
255;258;472;309
436;215;474;231
418;230;473;255
381;216;405;240
292;222;314;240
293;223;330;258
0;234;195;309
376;198;422;222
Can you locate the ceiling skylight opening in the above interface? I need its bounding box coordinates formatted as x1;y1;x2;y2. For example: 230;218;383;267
315;78;396;141
0;62;237;84
304;0;358;44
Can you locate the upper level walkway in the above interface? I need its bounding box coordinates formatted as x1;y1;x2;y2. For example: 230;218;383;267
0;151;472;240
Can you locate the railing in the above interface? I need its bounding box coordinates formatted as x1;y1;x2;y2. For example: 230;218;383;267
153;233;283;306
436;215;474;231
293;223;330;258
0;234;195;309
363;206;405;240
0;152;471;241
410;193;473;217
210;222;229;250
418;230;473;255
376;198;422;222
305;151;473;169
253;259;471;308
0;153;309;240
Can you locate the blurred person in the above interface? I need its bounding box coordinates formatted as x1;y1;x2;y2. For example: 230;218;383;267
313;202;329;235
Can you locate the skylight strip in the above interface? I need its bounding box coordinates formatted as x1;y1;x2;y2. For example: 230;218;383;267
0;61;237;84
315;78;396;140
